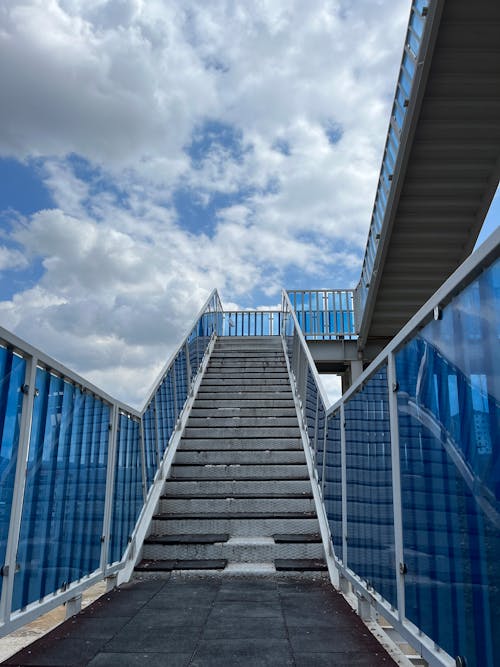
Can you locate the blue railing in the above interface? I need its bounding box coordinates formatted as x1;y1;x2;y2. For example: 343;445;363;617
282;229;499;667
355;0;431;323
0;289;222;635
218;310;282;336
286;290;356;340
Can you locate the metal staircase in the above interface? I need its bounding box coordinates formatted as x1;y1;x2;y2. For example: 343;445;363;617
136;336;327;574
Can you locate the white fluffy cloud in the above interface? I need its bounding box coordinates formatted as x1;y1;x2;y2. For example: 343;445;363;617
0;0;412;406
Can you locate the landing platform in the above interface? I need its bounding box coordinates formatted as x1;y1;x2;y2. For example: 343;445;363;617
2;575;397;666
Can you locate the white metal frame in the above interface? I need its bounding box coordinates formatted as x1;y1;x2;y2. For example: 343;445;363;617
0;288;223;638
280;227;500;667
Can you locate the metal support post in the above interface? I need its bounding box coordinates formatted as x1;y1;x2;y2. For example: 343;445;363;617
100;403;119;573
388;352;405;620
64;594;82;620
340;403;348;566
0;356;37;625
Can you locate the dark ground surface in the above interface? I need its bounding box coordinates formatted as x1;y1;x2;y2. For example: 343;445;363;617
3;575;398;666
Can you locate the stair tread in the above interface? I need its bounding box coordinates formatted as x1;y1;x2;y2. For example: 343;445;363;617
275;559;328;571
136;559;227;571
273;533;322;543
153;511;318;520
145;534;230;545
161;493;313;499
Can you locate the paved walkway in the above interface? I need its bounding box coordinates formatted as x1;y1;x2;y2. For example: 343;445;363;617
3;575;397;666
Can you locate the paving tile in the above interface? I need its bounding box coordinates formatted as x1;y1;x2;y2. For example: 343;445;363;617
208;599;283;619
131;605;212;627
293;652;396;666
87;652;191;667
103;625;202;653
3;637;103;666
190;639;294;667
203;614;287;639
60;616;132;639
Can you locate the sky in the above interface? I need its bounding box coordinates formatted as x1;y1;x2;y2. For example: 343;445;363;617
0;0;498;408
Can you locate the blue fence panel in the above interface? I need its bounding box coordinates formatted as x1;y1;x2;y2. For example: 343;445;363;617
108;415;143;565
324;410;343;561
396;258;500;667
13;372;109;610
155;372;175;458
142;402;157;490
0;348;26;600
316;401;326;486
344;364;396;606
174;349;188;419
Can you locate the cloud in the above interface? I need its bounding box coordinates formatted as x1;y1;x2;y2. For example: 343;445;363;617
0;0;413;405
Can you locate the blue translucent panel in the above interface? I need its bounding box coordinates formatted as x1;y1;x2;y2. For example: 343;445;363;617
407;25;421;57
345;365;396;606
0;348;26;599
156;372;175;457
396;258;500;667
315;402;326;485
399;69;412;96
304;368;318;464
109;415;143;565
402;51;416;79
324;411;342;560
142;402;157;490
410;9;424;38
13;373;110;610
174;349;188;417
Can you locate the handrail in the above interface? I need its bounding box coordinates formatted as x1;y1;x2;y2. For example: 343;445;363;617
281;227;500;667
0;288;222;638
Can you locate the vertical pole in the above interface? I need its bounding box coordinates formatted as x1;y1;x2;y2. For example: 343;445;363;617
100;403;119;573
388;352;405;619
0;355;37;624
340;403;348;566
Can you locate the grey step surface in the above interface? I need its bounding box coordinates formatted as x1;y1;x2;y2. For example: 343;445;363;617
180;438;302;450
136;336;325;575
142;540;324;562
151;516;320;536
174;450;306;465
163;480;313;495
158;497;316;515
183;427;300;439
170;464;309;479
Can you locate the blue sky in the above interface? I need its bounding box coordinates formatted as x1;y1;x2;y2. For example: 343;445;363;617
0;0;498;406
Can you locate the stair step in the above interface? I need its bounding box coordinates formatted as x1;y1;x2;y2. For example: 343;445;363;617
142;540;324;562
175;450;305;465
170;464;308;479
201;378;290;386
186;417;298;428
180;438;302;450
275;559;328;572
163;480;313;495
154;512;317;520
190;407;297;417
197;387;293;396
193;399;295;408
162;492;312;500
183;428;300;439
151;517;320;537
158;497;316;514
274;533;322;543
204;373;289;380
144;534;229;545
136;559;227;572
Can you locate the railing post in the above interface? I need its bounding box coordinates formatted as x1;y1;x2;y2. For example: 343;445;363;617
340;403;348;566
388;352;405;620
100;403;119;573
0;355;37;624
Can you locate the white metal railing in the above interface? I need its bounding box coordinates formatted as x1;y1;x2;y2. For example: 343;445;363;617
281;228;500;667
286;290;356;340
0;289;222;637
219;310;282;336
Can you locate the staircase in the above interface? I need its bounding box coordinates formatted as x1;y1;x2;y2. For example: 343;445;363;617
136;336;327;575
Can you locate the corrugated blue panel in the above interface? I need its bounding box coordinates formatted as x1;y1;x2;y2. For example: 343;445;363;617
108;415;142;565
174;350;188;418
324;411;342;561
142;402;157;490
397;258;500;667
345;365;396;606
0;348;26;600
13;373;109;610
156;373;174;458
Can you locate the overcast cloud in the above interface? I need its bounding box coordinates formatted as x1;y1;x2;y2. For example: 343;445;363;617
0;0;412;406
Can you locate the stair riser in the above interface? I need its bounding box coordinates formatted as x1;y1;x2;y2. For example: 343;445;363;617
204;373;289;379
175;451;306;465
170;464;308;479
192;399;295;408
187;417;299;428
158;498;316;514
151;517;320;536
183;428;300;438
142;542;324;561
163;480;313;495
180;438;302;450
200;380;290;387
196;389;293;397
190;408;297;418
